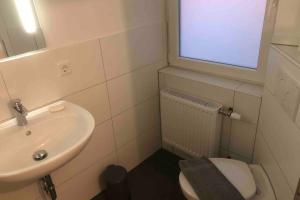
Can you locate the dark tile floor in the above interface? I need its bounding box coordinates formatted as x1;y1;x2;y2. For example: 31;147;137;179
92;149;186;200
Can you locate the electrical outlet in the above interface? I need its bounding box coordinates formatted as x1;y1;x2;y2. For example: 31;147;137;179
57;60;72;76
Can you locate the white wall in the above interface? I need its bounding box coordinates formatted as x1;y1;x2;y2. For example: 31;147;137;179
254;46;300;200
272;0;300;45
159;67;263;163
0;1;167;200
34;0;165;48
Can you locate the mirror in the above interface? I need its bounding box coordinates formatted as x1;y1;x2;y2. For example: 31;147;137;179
0;0;45;60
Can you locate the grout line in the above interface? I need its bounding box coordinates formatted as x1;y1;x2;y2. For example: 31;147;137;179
259;131;295;194
97;38;109;83
20;82;106;113
54;151;117;188
111;92;159;118
105;86;120;164
23;20;166;59
93;20;167;42
109;95;160;152
0;70;12;99
105;59;166;82
114;108;161;151
94;118;113;128
63;82;106;100
257;164;279;200
104;89;120;164
99;36;121;163
119;125;161;152
251;96;263;163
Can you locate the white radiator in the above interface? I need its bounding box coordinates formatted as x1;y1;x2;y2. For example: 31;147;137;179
160;89;222;158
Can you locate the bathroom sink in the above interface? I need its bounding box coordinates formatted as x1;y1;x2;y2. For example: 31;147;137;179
0;101;95;182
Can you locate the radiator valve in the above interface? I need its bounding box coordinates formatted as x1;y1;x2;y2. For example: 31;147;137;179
219;107;241;120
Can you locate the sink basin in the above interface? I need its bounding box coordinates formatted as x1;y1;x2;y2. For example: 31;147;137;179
0;101;95;182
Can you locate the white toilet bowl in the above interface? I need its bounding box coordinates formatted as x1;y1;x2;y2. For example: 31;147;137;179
179;158;276;200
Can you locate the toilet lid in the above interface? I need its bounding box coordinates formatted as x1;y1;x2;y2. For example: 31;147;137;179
179;158;256;200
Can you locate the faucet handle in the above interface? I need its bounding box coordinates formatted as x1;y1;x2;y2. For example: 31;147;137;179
9;99;21;108
9;98;27;114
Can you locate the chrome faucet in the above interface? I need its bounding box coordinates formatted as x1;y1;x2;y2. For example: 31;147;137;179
9;99;28;126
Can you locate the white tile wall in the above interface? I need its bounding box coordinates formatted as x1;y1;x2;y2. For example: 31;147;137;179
0;182;42;200
63;84;111;125
265;50;282;95
117;125;161;171
259;89;300;192
253;46;300;200
254;132;294;200
54;153;118;200
233;91;262;124
108;64;161;116
295;106;300;129
0;75;11;122
235;83;264;97
113;96;160;148
229;121;257;159
34;0;165;47
101;24;165;79
266;48;300;120
0;40;105;110
273;69;300;120
52;120;115;186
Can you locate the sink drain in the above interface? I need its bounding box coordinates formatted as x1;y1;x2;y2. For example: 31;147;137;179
33;150;48;161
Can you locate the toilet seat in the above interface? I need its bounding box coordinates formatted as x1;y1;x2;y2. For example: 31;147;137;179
179;158;257;200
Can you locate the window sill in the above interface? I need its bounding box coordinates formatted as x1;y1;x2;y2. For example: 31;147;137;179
159;66;264;97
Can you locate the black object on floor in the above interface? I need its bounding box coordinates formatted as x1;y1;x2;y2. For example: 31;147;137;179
103;165;131;200
92;149;186;200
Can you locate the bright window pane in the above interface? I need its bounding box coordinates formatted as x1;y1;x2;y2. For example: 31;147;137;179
180;0;268;69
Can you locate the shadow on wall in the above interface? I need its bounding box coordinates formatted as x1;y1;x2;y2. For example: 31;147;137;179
109;0;165;170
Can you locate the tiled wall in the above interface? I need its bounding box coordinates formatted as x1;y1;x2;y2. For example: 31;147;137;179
272;0;300;45
0;1;167;200
254;46;300;200
159;67;263;162
34;0;165;48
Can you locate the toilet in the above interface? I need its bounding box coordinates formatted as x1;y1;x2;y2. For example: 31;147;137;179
179;158;276;200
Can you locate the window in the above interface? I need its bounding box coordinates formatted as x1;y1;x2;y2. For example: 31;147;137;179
180;0;267;69
167;0;277;83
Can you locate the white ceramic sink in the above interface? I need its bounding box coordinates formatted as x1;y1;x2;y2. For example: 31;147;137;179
0;101;95;182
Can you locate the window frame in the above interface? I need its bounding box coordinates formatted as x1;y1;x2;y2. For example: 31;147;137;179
167;0;278;84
